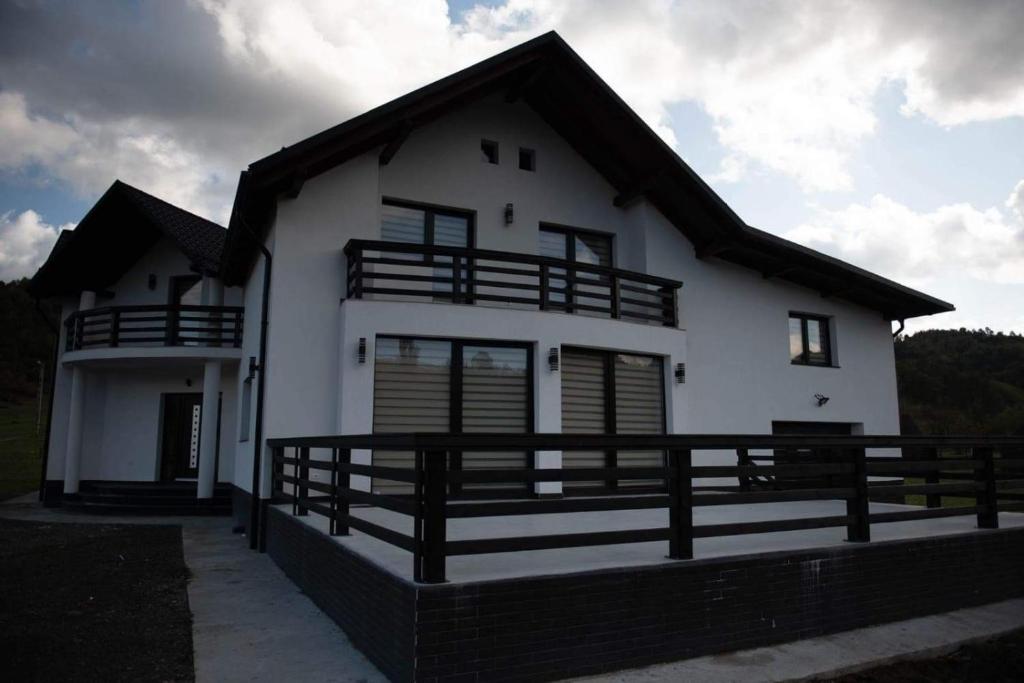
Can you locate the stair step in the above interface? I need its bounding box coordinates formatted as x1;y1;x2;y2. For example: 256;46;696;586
66;481;233;516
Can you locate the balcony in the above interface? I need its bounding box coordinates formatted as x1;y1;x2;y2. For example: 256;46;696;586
343;240;682;327
64;304;244;352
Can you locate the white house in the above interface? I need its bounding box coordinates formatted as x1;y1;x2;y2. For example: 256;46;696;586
34;32;951;524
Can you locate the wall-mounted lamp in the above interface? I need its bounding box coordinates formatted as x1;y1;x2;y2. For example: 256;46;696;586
147;273;157;291
675;362;686;384
185;378;193;388
814;393;830;407
247;356;259;379
357;337;367;364
548;347;559;372
504;202;514;225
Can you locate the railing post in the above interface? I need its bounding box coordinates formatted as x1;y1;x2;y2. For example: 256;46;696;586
610;274;620;319
233;310;242;348
539;263;549;311
975;446;998;529
296;446;309;517
924;447;941;508
65;317;75;352
334;448;350;536
452;255;463;304
270;446;283;502
737;448;751;492
667;449;693;560
110;309;120;347
421;449;447;583
846;447;870;542
665;285;679;327
413;450;423;583
353;249;364;299
166;306;178;346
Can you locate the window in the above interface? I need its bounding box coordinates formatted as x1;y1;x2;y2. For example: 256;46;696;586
381;200;473;297
518;147;536;171
372;337;533;494
561;348;665;490
789;313;832;366
481;139;499;164
538;225;613;310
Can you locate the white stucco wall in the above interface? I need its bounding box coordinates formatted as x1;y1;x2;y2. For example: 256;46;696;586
235;93;910;496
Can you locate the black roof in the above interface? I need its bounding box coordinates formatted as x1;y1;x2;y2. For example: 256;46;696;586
222;31;953;321
29;180;226;297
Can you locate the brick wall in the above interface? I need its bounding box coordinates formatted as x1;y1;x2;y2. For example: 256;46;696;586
264;507;1024;683
264;506;417;682
414;529;1024;682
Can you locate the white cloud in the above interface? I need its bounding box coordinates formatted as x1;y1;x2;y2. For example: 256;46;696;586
786;182;1024;287
0;210;71;281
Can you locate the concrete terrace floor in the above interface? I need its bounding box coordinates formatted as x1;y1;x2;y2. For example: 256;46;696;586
279;499;1024;583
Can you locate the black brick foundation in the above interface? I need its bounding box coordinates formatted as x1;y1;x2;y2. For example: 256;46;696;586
264;508;1024;683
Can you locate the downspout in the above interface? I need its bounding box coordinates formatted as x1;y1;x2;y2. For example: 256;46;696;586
33;298;60;502
236;209;273;551
892;319;905;339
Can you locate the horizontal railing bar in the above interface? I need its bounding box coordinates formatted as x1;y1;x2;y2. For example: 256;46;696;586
868;460;979;473
339;513;417;552
445;527;671;555
869;482;979;496
693;515;853;538
445;495;670;518
279;475;334;496
694;488;855;505
995;479;1024;490
694;464;853;477
267;433;1024;450
346;239;683;288
336;486;417;515
999;502;1024;513
336;461;419;483
446;466;674;483
869;506;979;524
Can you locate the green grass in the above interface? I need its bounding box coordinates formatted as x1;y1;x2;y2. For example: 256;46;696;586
0;399;47;501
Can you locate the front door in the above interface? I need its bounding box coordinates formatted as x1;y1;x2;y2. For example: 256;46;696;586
160;393;203;480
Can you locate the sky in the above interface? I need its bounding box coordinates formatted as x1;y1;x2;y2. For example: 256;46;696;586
0;0;1022;333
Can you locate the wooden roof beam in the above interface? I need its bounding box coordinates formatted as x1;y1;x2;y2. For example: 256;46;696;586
695;240;735;260
379;122;414;166
762;265;798;280
613;173;661;208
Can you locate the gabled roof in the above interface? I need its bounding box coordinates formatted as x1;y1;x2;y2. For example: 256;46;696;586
222;31;953;321
29;180;226;297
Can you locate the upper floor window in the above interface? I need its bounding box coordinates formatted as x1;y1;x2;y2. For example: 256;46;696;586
789;313;832;366
381;200;472;250
538;225;612;267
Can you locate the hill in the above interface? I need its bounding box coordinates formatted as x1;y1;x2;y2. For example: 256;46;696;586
896;328;1024;435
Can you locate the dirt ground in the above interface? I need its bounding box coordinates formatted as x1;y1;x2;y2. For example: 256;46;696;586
0;518;194;682
823;628;1024;682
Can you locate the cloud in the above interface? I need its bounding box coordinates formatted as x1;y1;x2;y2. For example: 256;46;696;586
0;0;1022;219
0;210;70;281
785;180;1024;298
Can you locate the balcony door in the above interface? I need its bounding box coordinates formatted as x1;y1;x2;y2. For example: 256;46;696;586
371;336;532;495
538;225;613;314
561;347;666;491
380;200;473;300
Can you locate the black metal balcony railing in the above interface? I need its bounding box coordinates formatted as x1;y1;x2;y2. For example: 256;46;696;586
268;433;1024;583
344;240;682;327
64;304;244;351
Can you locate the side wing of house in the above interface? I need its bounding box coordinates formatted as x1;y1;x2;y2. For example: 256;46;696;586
31;182;243;509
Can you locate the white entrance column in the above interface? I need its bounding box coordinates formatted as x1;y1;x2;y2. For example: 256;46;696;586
197;360;221;498
63;290;96;494
197;275;224;499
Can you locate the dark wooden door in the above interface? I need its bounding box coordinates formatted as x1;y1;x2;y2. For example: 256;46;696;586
161;393;203;480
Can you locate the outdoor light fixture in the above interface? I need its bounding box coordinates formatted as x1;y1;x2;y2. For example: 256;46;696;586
185;378;193;388
814;393;830;407
247;356;259;379
548;347;559;372
357;337;367;364
504;202;514;225
675;362;686;384
147;273;157;290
